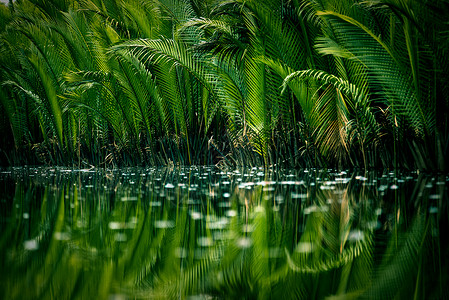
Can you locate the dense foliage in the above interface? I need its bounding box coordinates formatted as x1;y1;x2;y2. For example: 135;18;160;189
0;0;448;170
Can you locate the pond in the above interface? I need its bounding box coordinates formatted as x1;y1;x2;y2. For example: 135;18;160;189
0;167;448;299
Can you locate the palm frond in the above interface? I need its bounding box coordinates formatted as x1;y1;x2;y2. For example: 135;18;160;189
316;10;433;136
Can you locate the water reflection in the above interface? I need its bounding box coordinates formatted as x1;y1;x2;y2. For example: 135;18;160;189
0;167;448;299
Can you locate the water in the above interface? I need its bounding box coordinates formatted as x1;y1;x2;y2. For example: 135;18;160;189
0;167;448;299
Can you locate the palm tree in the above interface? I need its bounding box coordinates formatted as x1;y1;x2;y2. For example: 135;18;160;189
299;0;449;170
0;0;447;169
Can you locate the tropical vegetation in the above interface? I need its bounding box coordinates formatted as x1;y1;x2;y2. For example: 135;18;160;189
0;0;448;171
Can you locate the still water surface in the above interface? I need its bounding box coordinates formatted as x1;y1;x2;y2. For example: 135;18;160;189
0;167;448;299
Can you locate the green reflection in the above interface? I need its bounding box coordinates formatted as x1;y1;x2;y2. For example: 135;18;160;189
0;167;447;299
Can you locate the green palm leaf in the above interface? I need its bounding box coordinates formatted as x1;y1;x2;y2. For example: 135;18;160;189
316;10;433;135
